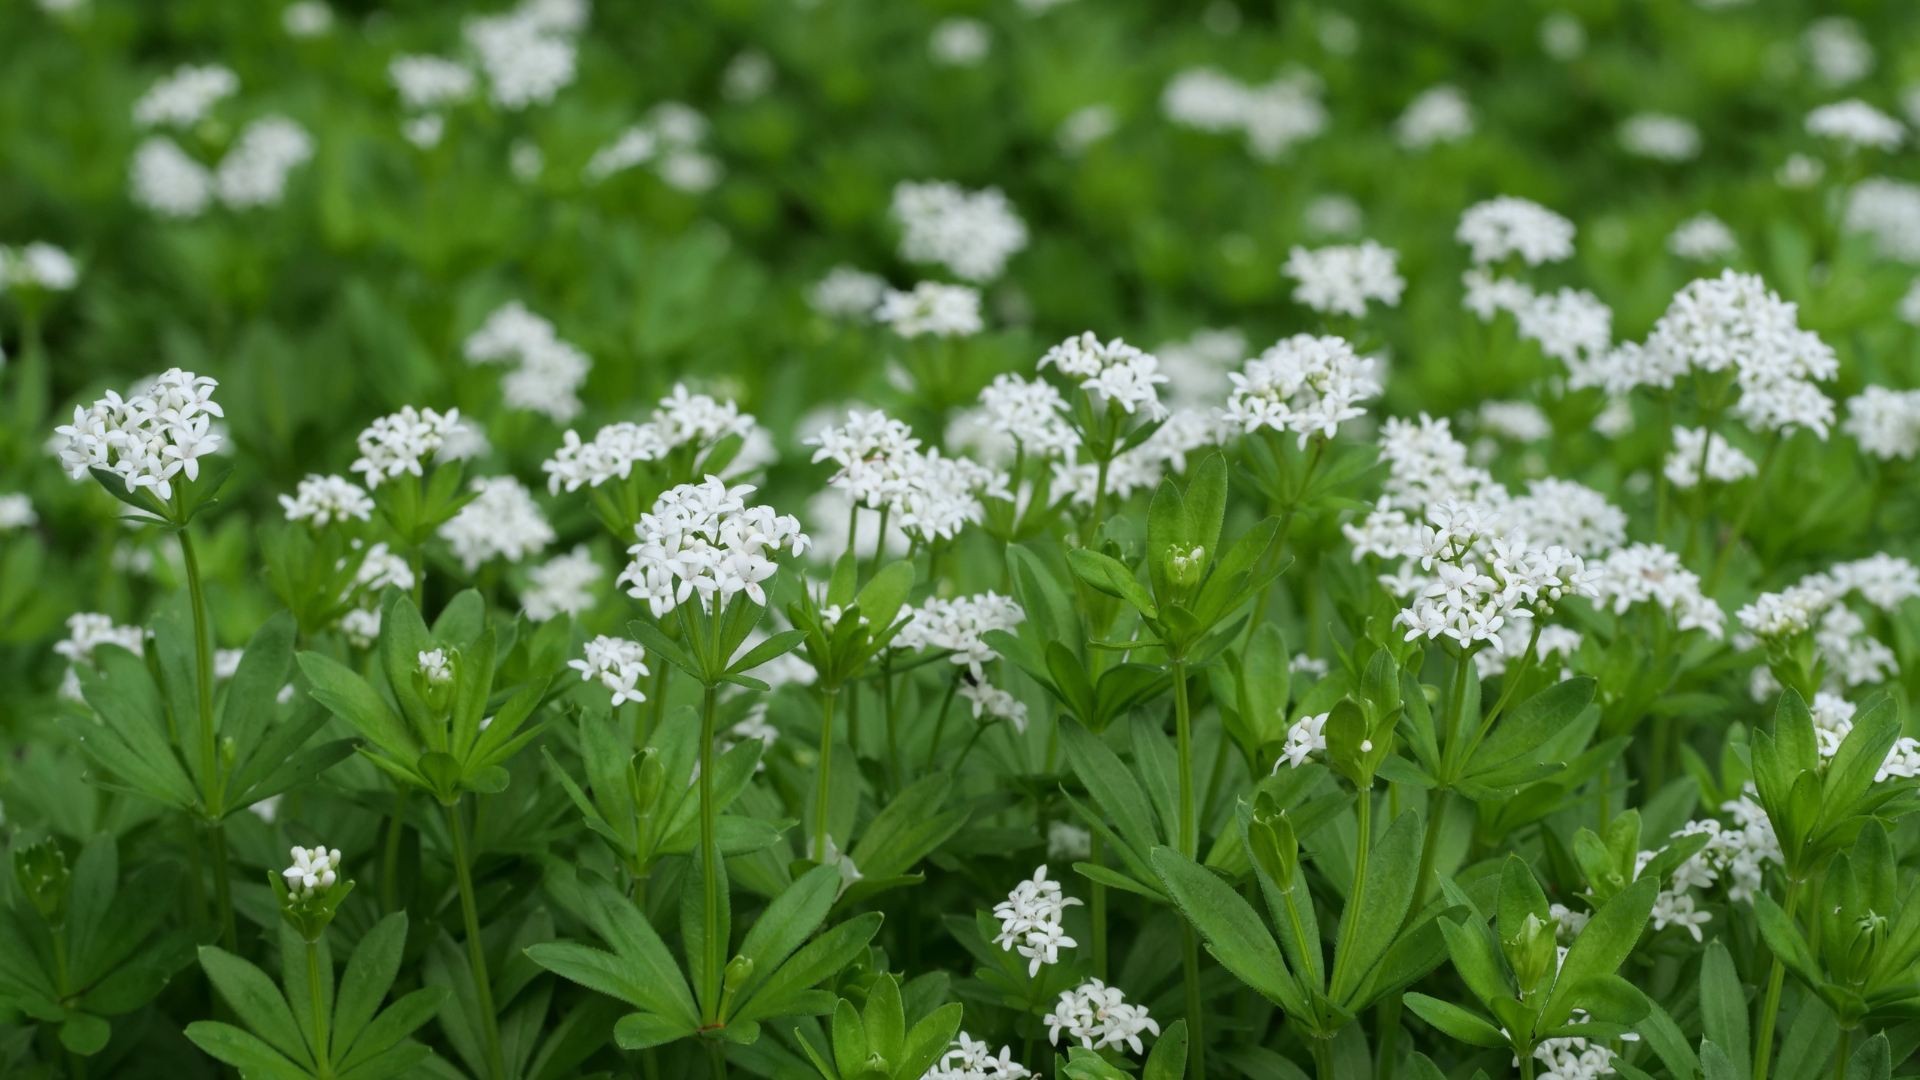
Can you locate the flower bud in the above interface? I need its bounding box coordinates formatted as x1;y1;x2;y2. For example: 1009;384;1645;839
13;839;69;929
1248;806;1298;891
724;955;755;993
1503;912;1559;1000
1169;545;1206;588
628;749;664;812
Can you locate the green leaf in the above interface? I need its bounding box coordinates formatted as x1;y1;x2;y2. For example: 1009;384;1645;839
863;974;905;1070
1059;719;1162;862
298;652;419;763
1330;810;1421;1005
220;612;296;768
730;865;841;1015
1467;677;1596;774
527;876;698;1027
1142;1018;1189;1080
1850;1033;1892;1080
1150;846;1305;1015
1773;997;1838;1080
198;946;314;1069
901;1002;965;1080
1067;548;1158;619
613;1011;699;1050
333;913;409;1063
729;629;808;676
1402;994;1507;1048
336;988;448;1073
1540;874;1657;1030
1699;940;1750;1080
184;1021;313;1080
58;1012;110;1056
855;561;916;632
830;997;867;1077
1701;1041;1741;1080
1632;996;1699;1080
732;912;883;1024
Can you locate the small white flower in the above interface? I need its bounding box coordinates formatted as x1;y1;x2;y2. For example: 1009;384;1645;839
282;845;342;900
1395;85;1473;150
0;494;37;532
279;474;374;527
1667;213;1739;262
891;181;1027;282
568;635;650;706
522;545;601;621
875;282;984;339
418;649;453;685
991;866;1082;976
1045;978;1161;1055
616;477;808;617
1282;241;1405;316
438;476;555;573
350;406;464;487
929;18;990;66
1221;334;1380;448
1456;196;1576;266
1620;113;1701;162
133;65;238;128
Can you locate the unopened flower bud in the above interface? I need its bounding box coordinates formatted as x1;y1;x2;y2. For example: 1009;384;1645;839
1503;912;1558;1000
1169;545;1206;588
724;955;755;992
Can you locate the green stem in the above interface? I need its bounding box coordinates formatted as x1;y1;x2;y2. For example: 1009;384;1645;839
409;542;424;608
921;671;960;774
1331;787;1374;995
707;1039;728;1080
951;717;995;777
1089;830;1107;980
178;529;220;799
382;785;408;914
1375;996;1404;1080
1408;788;1452;919
1707;434;1782;593
209;824;238;952
1311;1034;1336;1080
1085;455;1111;548
883;657;899;797
1521;1043;1536;1080
445;801;507;1080
813;689;837;862
646;663;669;749
1753;878;1804;1080
698;685;723;1024
308;940;332;1076
1180;920;1204;1080
1833;1029;1850;1080
1172;657;1204;1077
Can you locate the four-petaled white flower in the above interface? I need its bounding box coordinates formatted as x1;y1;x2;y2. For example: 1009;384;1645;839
282;845;342;900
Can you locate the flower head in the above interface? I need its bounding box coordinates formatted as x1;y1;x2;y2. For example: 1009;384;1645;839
54;369;224;504
438;476;555;572
282;845;342;900
890;181;1028;282
1222;334;1380;447
1282;241;1405;317
280;474;374;527
350;406;464;487
568;634;649;706
1456;196;1575;265
617;477;808;616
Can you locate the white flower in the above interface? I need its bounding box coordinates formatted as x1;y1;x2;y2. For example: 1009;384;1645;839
929;18;990;66
1620;113;1701;162
1846;386;1920;459
464;0;583;110
1162;68;1327;160
282;846;342;900
133;64;238;128
1040;332;1171;420
522;546;601;621
1276;712;1329;769
1844;179;1920;263
1517;288;1612;373
1667;214;1739;262
895;593;1024;678
1393;503;1596;648
1505;478;1626;556
1589;543;1725;638
438;476;555;572
279;474;373;527
418;649;453;685
463;302;591;424
1282;241;1405;317
1805;17;1872;87
214;117;314;209
568;635;649;706
54;368;224;504
54;613;145;667
1478;400;1552;443
339;607;382;649
967;373;1080;462
214;648;245;681
1807;100;1904;150
354;541;415;594
584;103;720;191
617;477;808;617
0;494;37;532
890;181;1028;282
1647;272;1837;438
959;681;1028;733
130;137;213;218
721;50;775;102
1395;85;1473;150
1221;334;1380;447
1778;153;1825;189
541;386;754;494
1650;889;1712;942
1456;196;1576;265
1539;13;1586;60
1156;328;1247;408
1047;821;1091;862
809;266;888;320
1548;903;1589;941
1902;280;1920;325
0;243;78;291
927;1033;1033;1080
991;866;1082;977
875;282;984;339
1462;268;1536;322
283;2;333;37
1663;426;1757;489
1304;195;1364;237
1735;585;1829;640
1829;553;1920;612
1057;104;1118;155
389;55;476;110
807;410;1005;541
350;406;464;487
1045;978;1161;1055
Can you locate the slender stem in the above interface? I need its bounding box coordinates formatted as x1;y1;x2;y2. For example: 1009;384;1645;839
179;529;220;802
1833;1029;1851;1080
1707;434;1782;593
445;802;507;1080
206;824;238;950
382;785;408;913
951;717;997;778
308;940;332;1075
813;689;837;862
1086;455;1111;548
698;685;723;1024
922;671;960;774
408;543;424;608
707;1039;728;1080
646;663;669;749
1181;919;1204;1080
1408;788;1452;919
1375;996;1404;1080
1521;1043;1536;1080
1331;787;1374;995
1752;878;1804;1080
883;656;899;797
1311;1034;1336;1080
1089;831;1107;980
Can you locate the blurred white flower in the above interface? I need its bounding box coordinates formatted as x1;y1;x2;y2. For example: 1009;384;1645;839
1457;196;1575;265
522;545;601;621
1395;85;1473;150
1843;178;1920;262
216;117;314;208
1807;100;1904;150
1478;400;1551;443
390;55;476;110
0;243;78;291
1163;67;1327;160
465;0;585;110
891;181;1028;282
0;494;35;532
438;475;555;572
1539;13;1586;60
1804;17;1872;87
1620;113;1701;162
133;65;238;128
1667;214;1739;261
1057;104;1118;155
280;475;373;527
809;266;888;321
1282;241;1405;317
929;18;990;66
1304;194;1363;237
721;50;775;102
282;1;332;37
1664;426;1757;489
876;282;984;338
1844;386;1920;460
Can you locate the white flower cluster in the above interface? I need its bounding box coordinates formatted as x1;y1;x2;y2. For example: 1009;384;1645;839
963;373;1081;463
282;845;342;901
1806;100;1905;150
924;1033;1031;1080
1393;501;1595;648
618;477;807;616
133;64;238;128
1477;400;1551;443
1734;584;1830;640
1161;67;1328;160
542;385;756;494
1343;417;1507;567
1039;332;1170;420
1456;196;1576;266
438;476;555;572
350;406;464;488
1667;213;1739;262
1738;556;1917;690
808;266;889;321
280;474;374;527
808;411;1008;542
283;2;333;37
1804;17;1872;86
1044;978;1159;1055
1533;1032;1619;1080
1281;242;1405;317
55;612;146;666
1395;85;1473;150
875;282;984;339
1845;386;1920;459
55;368;223;503
354;541;416;595
0;243;78;291
1503;479;1626;557
1843;179;1920;263
890;181;1029;282
1276;711;1329;769
1619;113;1701;162
0;494;35;532
1663;426;1757;489
1666;792;1781;904
1221;334;1380;447
959;681;1028;733
464;0;587;110
388;54;473;147
463;301;591;424
895;593;1024;677
1645;271;1839;437
568;634;649;706
522;546;601;621
929;18;991;66
584;102;722;193
991;866;1081;976
1588;543;1725;638
132;113;315;219
1157;327;1247;407
418;648;453;685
